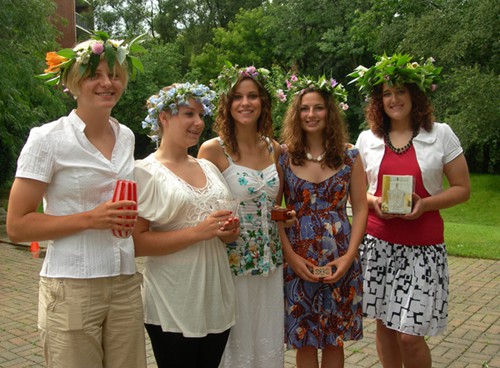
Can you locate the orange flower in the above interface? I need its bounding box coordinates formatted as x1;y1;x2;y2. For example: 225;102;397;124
44;52;68;73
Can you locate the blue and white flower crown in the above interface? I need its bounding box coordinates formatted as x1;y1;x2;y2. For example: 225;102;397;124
142;82;216;144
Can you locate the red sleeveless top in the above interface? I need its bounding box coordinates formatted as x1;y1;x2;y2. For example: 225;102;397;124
366;145;444;245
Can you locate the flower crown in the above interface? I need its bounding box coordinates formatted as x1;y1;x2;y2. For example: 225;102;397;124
348;53;442;97
37;30;146;86
210;61;276;102
142;82;217;144
282;74;349;110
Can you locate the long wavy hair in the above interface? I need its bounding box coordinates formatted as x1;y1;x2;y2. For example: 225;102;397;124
212;76;274;160
365;83;435;137
281;88;349;169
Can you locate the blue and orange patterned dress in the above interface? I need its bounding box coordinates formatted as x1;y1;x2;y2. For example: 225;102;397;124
279;144;363;349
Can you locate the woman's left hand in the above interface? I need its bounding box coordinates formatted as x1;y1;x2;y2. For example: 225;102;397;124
322;254;355;284
402;192;425;220
218;216;240;243
219;216;240;232
283;209;297;228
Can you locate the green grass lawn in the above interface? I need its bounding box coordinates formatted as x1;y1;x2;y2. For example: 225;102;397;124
442;174;499;260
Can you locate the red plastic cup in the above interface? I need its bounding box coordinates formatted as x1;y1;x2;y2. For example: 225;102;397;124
111;180;137;238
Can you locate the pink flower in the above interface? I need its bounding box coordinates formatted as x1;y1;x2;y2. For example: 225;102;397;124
286;80;291;89
339;102;349;111
330;79;338;87
276;89;287;102
291;75;298;82
241;66;258;77
91;42;104;55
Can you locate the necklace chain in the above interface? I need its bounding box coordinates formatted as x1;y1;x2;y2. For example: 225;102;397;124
384;131;417;155
305;151;325;162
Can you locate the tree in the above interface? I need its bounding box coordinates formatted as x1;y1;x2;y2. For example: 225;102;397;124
112;39;184;159
398;0;500;172
400;0;499;73
0;0;67;189
88;0;149;38
436;66;500;173
190;7;274;81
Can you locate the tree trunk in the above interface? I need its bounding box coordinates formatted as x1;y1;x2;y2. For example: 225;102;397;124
482;144;490;173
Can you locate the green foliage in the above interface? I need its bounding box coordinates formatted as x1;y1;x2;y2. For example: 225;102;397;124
434;66;500;173
1;0;498;182
190;7;273;81
0;0;67;190
89;0;149;38
112;40;184;159
400;0;500;73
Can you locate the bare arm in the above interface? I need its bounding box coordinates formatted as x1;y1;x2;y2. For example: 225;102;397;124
278;222;319;282
7;178;137;243
404;154;470;220
274;141;297;226
325;156;368;283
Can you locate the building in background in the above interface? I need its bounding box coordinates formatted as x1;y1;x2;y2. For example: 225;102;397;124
53;0;92;47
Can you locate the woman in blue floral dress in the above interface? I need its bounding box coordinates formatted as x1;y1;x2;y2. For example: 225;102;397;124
279;75;368;367
198;65;287;367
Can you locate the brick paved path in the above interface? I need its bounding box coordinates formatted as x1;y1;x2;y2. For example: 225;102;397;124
0;240;498;367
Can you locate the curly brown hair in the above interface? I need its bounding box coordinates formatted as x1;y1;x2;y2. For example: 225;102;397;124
281;89;349;169
365;83;435;137
212;76;274;160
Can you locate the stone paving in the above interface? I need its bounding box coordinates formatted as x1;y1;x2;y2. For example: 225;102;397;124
0;235;498;367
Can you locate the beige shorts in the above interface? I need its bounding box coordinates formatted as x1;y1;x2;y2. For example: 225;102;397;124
38;273;146;368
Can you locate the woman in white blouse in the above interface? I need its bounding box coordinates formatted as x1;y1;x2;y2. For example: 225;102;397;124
7;33;146;368
134;83;240;368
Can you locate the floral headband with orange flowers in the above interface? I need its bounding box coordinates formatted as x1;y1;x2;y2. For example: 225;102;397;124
37;30;146;86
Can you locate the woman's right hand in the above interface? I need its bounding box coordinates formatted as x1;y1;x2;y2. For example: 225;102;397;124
89;199;138;231
285;251;319;283
369;195;399;220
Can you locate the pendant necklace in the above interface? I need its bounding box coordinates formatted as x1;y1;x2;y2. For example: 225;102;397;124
305;151;325;162
384;131;417;155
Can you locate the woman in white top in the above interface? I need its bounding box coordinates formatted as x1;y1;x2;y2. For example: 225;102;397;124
6;32;146;368
135;83;240;368
198;65;287;368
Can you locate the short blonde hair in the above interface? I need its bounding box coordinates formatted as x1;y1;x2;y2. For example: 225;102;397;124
62;40;129;97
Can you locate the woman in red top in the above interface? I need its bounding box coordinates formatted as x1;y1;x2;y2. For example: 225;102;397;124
350;54;470;368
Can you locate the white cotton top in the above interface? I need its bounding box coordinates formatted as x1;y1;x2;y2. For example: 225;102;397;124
15;110;137;278
355;122;463;196
134;155;236;337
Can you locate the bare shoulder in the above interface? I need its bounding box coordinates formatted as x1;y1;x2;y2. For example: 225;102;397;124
198;137;227;171
198;137;220;155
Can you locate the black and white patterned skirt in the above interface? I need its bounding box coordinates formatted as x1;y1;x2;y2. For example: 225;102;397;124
360;234;448;336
